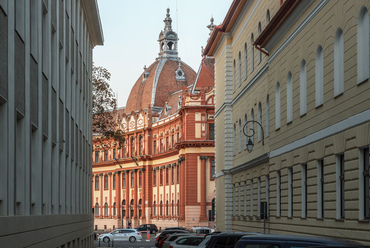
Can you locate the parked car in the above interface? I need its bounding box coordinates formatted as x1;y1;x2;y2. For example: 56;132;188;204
155;230;190;247
98;229;142;243
191;227;212;234
234;233;364;248
206;232;259;248
168;235;205;248
197;235;212;248
162;233;194;248
135;224;159;234
165;227;191;232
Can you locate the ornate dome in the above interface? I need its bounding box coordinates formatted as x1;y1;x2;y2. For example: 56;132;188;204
125;8;196;114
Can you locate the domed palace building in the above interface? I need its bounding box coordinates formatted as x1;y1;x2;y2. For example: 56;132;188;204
92;9;216;231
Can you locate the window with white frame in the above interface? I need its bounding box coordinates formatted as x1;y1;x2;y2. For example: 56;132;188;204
301;164;307;218
277;170;281;217
244;43;247;79
258;102;262;142
275;83;281;130
300;60;307;116
238;52;241;87
250;179;254;217
250;34;254;72
315;45;324;107
288;166;293;218
244;181;247;216
336;154;345;219
357;7;369;84
287;72;293;123
317;159;324;219
266;95;269;137
257;177;261;218
334;28;344;97
238;119;242;153
233;124;236;155
359;147;370;220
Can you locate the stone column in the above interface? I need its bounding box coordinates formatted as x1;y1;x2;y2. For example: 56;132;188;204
199;156;207;221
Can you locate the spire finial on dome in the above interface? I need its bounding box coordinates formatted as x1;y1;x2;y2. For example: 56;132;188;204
164;8;172;31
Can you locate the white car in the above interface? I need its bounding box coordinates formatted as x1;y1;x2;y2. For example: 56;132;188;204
168;235;205;248
98;229;142;243
162;233;192;248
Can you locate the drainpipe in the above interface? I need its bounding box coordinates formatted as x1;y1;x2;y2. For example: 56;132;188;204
254;43;269;56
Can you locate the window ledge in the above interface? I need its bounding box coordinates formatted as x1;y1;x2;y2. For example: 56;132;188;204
335;218;345;222
358;219;370;223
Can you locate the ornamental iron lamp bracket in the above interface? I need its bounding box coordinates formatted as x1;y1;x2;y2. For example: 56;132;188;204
243;120;264;153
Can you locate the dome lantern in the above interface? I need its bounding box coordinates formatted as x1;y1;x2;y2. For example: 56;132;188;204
157;8;179;60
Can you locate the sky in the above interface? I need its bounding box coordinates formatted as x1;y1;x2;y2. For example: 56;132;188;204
93;0;233;108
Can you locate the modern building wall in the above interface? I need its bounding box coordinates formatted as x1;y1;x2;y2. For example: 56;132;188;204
205;0;370;245
0;0;103;247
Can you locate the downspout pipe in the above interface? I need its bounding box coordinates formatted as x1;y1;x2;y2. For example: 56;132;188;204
254;43;269;56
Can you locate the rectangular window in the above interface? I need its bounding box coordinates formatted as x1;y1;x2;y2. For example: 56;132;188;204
172;135;175;148
177;133;179;143
122;173;126;188
277;170;281;217
95;176;99;190
233;184;236;216
301;164;307;218
131;172;134;188
113;174;116;189
288;167;293;218
238;183;241;216
104;175;108;190
317;159;324;219
160;169;163;185
166;137;169;151
336;154;345;219
360;148;370;220
160;139;163;153
244;181;247;216
153;140;156;155
104;150;108;161
172;167;174;183
209;123;215;140
177;166;179;183
166;168;169;184
153;170;157;186
250;179;253;217
113;149;116;159
95;151;99;163
257;177;261;218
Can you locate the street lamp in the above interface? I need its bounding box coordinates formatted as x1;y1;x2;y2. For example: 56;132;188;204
243;121;264;152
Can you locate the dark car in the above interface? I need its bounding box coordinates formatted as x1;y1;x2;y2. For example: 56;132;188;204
165;227;190;232
234;233;363;248
155;230;190;247
206;232;259;248
135;224;158;234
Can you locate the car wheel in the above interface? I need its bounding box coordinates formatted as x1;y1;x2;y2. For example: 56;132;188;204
103;237;110;243
129;236;136;243
151;229;155;234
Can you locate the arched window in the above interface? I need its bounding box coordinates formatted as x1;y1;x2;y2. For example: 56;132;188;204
233;60;236;92
257;22;262;64
334;28;344;97
131;137;135;156
131;171;134;187
244;114;247;150
316;45;324;107
113;203;116;216
287;72;293;123
104;175;108;190
122;173;126;188
258;102;262;142
300;59;307;116
250;34;254;72
104;203;108;216
275;82;281;129
153;201;157;216
139;135;144;155
244;43;247;79
238;119;242;153
266;9;270;24
95;176;99;190
95;203;99;216
358;7;369;84
266;95;270;137
238;52;241;87
160;201;163;216
233;124;236;155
